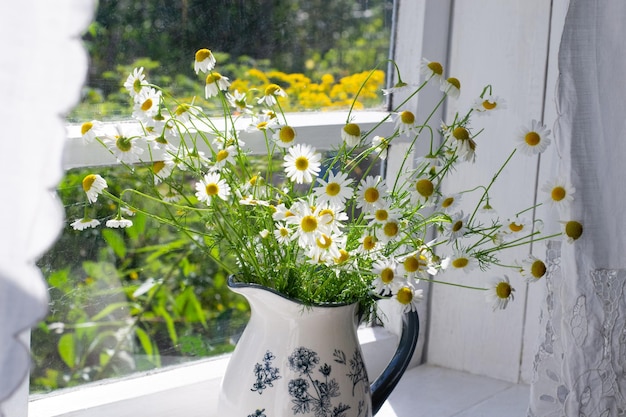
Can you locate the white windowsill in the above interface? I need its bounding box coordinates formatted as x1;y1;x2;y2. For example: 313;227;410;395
28;325;400;417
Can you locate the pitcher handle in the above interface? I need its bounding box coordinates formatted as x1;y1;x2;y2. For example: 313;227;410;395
370;309;419;415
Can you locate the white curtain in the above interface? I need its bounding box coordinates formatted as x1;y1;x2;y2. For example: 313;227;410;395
529;0;626;415
0;1;95;416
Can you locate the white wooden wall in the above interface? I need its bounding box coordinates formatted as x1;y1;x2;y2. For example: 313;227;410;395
393;0;569;383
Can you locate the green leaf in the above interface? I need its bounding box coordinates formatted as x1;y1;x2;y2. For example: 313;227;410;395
57;333;76;368
135;327;154;357
102;228;127;259
154;306;178;345
125;211;147;240
91;302;132;321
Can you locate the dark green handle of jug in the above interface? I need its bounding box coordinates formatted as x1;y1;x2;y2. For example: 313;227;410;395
370;309;419;415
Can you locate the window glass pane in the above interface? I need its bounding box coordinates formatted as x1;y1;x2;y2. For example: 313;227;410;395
32;0;393;393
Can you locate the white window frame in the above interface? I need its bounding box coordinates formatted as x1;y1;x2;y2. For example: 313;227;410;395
26;1;454;416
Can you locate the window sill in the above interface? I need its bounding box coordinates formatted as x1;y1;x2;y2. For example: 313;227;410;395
29;325;400;417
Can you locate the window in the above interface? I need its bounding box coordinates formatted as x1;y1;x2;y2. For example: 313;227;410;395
26;1;416;412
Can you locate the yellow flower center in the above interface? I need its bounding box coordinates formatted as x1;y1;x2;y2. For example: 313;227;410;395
153;161;165;174
404;256;420;273
452;257;469;268
141;98;153;112
383;221;399;237
442;197;455;208
364;187;380;203
551;186;566;202
81;122;93;135
295;156;309;171
531;260;547;279
446;77;461;90
482;100;497;110
565;221;583;240
175;103;190;116
400;110;415;125
116;136;132;152
525;132;541;146
82;174;97;192
195;49;213;62
375;209;388;222
452;127;469;140
508;222;524;232
452;220;463;232
205;183;219;196
427;61;443;76
216;149;229;162
319;208;335;224
265;84;282;96
326;182;340;196
343;123;361;137
206;72;222;84
362;235;376;250
396;287;413;305
495;281;512;299
279;228;289;237
257;121;269;130
381;268;394;284
335;249;350;264
416;179;434;198
133;78;142;93
279;126;296;144
249;176;258;186
301;215;318;233
316;234;332;249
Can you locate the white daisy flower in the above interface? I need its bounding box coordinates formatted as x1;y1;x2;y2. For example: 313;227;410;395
283;144;321;184
205;72;230;98
226;89;253;114
371;258;400;295
194;48;216;74
448;248;478;273
106;216;133;229
80;120;102;143
102;124;145;164
419;58;444;82
341;123;361;147
447;211;470;242
375;218;402;243
306;233;343;264
485;276;515;311
273;222;291;245
284;203;331;247
257;83;287;106
314;171;354;207
451;126;476;163
273;125;297;148
562;220;583;243
472;95;506;115
82;174;108;203
516;119;551;155
371;136;390;160
214;145;237;168
411;177;436;205
365;204;396;226
133;87;162;123
519;254;547;282
70;218;100;231
316;204;348;235
394;283;424;313
272;203;296;222
541;176;575;211
440;77;461;99
173;103;202;122
152;160;175;184
502;216;532;239
357;233;380;257
395;110;416;137
247;113;278;133
439;193;462;212
398;250;430;280
195;172;231;205
356;175;388;212
124;67;147;98
382;81;416;96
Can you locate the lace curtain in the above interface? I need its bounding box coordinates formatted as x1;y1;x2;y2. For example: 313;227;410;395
0;1;95;416
528;0;626;415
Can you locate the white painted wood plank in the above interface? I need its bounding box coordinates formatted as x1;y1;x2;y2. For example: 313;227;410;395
426;0;554;382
